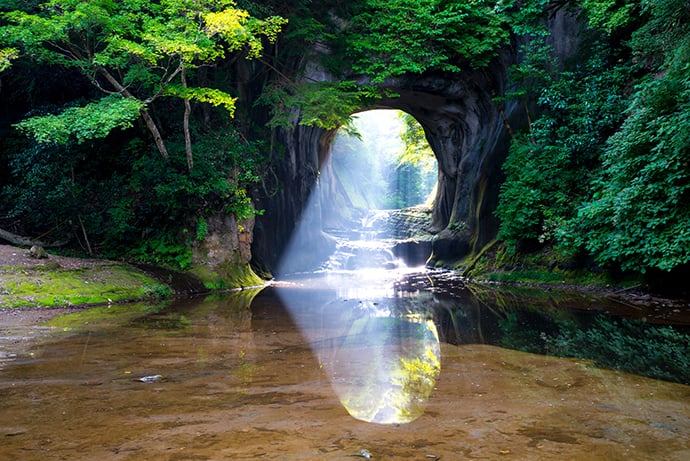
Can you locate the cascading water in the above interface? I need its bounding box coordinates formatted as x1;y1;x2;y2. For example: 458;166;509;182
322;209;410;273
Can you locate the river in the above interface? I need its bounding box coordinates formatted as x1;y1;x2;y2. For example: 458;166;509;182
1;264;689;460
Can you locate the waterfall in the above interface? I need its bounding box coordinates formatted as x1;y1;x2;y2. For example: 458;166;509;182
322;210;405;272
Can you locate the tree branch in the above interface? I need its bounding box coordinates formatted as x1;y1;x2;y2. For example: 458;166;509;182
96;66;170;159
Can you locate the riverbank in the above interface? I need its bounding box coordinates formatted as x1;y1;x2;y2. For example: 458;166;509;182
2;241;689;327
0;244;179;310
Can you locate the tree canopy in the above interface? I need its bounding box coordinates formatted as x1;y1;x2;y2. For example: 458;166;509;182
0;0;285;264
1;0;286;168
1;0;689;278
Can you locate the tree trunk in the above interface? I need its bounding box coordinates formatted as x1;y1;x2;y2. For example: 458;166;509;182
181;63;193;170
97;67;170;160
140;108;170;160
0;228;69;247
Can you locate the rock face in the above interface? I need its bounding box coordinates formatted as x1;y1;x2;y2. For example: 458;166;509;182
251;10;581;274
251;59;521;273
191;214;262;287
386;62;523;265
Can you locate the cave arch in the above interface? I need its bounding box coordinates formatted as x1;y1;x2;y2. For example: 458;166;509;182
246;3;598;276
251;57;527;275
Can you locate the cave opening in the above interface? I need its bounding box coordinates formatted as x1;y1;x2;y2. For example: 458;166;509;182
320;109;438;235
274;109;438;276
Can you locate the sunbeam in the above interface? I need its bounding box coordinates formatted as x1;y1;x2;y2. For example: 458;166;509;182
275;109;440;424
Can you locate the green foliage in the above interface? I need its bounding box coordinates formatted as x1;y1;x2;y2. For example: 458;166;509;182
0;0;286;157
566;0;690;272
106;131;263;267
260;0;549;130
571;66;690;271
382;163;428;209
203;7;287;58
327;110;436;215
344;0;510;82
0;47;18;71
579;0;637;32
496;43;629;251
0;0;280;270
163;85;237;115
1;127;264;270
195;216;209;241
260;80;387;130
15;95;143;144
2;142;83;234
398;112;434;167
494;0;690;275
383;112;437;208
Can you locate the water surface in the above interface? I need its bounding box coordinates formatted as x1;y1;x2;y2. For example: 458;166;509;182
1;276;689;460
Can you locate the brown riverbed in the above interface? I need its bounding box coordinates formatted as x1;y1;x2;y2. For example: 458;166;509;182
1;289;689;461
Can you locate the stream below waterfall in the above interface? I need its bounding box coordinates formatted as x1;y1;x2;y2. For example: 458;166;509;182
1;216;690;459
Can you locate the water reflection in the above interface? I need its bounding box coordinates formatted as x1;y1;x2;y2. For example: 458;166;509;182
2;284;690;460
277;271;441;424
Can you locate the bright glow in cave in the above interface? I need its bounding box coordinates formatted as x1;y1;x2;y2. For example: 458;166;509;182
275;109;440;425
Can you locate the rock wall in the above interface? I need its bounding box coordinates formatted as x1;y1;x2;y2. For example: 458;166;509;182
191;214;263;288
383;61;524;265
251;9;581;274
251;124;337;275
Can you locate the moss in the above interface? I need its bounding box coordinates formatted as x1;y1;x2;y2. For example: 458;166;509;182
460;242;643;290
190;261;265;291
0;263;171;309
385;206;434;240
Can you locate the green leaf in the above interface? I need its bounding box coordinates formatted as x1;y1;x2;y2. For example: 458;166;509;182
0;47;18;71
15;95;144;144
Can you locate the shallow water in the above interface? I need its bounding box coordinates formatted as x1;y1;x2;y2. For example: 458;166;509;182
1;273;689;460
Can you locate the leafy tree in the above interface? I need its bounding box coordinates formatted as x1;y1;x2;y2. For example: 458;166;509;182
495;0;690;275
1;125;263;266
495;41;629;250
344;0;510;82
398;113;434;167
396;112;436;205
1;0;285;169
0;47;17;71
578;0;637;32
570;0;690;272
260;80;385;130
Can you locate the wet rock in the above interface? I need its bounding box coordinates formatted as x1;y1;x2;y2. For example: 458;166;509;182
28;245;47;259
392;240;432;267
138;374;164;383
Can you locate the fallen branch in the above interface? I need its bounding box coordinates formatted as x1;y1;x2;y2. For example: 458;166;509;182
0;227;69;248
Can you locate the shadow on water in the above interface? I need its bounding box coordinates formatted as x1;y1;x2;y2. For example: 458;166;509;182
396;271;690;385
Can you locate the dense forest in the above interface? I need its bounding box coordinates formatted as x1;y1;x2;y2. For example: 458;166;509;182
1;1;689;287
